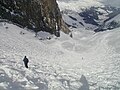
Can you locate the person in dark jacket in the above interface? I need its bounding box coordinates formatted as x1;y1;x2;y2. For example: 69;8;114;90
23;56;29;68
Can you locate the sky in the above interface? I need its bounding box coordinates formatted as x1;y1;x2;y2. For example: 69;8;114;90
99;0;120;8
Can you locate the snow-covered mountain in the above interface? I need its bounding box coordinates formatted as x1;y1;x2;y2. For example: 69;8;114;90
57;0;120;31
0;20;120;89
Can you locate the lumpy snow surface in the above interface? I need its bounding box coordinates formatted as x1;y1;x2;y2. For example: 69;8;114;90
0;22;120;90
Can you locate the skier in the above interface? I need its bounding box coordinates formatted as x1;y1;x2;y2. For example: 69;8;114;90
23;56;29;68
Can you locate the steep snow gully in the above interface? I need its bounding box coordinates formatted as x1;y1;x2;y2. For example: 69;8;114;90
0;22;120;90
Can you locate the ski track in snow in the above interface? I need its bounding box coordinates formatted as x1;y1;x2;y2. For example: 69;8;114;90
0;22;120;90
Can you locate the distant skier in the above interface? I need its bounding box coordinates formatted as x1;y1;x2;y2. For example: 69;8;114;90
23;56;29;68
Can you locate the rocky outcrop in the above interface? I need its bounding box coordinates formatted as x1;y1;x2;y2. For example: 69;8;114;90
0;0;70;36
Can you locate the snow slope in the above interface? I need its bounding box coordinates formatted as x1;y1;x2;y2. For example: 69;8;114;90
0;22;120;90
104;14;120;29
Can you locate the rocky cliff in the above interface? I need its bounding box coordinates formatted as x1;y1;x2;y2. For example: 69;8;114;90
0;0;70;36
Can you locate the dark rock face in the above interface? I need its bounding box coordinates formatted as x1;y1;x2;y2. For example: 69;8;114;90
79;7;99;26
0;0;70;36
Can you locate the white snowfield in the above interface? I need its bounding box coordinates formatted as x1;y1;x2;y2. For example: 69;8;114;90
0;22;120;90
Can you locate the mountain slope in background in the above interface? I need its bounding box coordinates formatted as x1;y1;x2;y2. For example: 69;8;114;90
57;0;120;32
